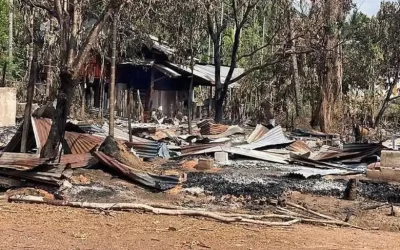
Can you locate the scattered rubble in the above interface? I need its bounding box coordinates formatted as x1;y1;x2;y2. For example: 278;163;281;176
3;107;400;230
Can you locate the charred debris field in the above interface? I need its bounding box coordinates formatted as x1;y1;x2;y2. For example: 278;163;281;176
185;163;400;204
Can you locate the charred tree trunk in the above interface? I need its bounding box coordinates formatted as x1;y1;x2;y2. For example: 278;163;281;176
1;62;6;87
21;52;37;153
40;71;74;158
214;40;223;123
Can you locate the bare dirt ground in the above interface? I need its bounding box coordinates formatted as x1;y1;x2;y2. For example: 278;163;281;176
1;200;400;250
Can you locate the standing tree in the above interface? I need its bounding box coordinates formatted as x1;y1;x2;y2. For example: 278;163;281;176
205;0;316;123
374;1;400;127
309;0;352;132
21;0;129;157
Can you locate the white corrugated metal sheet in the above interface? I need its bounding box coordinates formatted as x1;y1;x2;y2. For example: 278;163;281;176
166;62;244;86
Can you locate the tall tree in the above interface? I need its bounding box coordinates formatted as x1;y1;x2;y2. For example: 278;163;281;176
374;1;400;127
309;0;352;132
22;0;128;157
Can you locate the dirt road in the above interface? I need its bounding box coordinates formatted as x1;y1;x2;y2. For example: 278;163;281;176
0;202;399;250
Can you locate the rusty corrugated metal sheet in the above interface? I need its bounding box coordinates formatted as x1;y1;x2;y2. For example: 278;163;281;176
247;124;269;143
181;144;222;155
64;132;104;154
31;117;52;149
59;153;94;169
239;126;294;150
93;151;180;191
0;153;93;171
287;141;312;154
197;120;228;135
31;118;104;155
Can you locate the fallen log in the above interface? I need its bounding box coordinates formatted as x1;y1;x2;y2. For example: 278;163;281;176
8;195;363;229
286;202;339;221
285;202;364;230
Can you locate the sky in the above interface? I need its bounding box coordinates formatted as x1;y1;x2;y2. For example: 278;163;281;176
355;0;393;16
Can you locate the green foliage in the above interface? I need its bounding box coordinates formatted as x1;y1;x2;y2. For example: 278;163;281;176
342;11;384;92
0;0;9;55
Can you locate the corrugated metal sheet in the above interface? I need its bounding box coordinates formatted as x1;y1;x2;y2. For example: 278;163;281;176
58;153;94;169
197;120;228;135
125;141;170;159
181;144;222;155
154;64;181;77
287;141;312;154
31;117;52;149
247;125;269;143
31;118;104;155
166;62;244;86
64;132;104;155
0;153;92;171
93;151;179;191
203;126;244;139
239;126;294;150
97;123;152;143
180;145;288;164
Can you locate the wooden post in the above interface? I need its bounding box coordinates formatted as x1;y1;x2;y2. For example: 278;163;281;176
128;88;133;142
81;78;86;117
109;13;117;137
137;89;143;122
208;85;212;117
21;52;37;152
148;66;155;110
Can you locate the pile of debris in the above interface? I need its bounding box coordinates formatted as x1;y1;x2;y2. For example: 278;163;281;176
0;113;183;193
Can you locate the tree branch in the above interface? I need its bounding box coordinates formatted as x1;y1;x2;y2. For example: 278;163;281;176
21;0;57;17
206;12;216;42
72;1;124;79
228;56;284;84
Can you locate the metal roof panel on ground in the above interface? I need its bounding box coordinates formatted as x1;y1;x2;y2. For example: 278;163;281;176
203;126;244;139
64;132;104;155
125;141;170;159
0;153;93;172
246;124;269;143
180;145;288;164
97;123;152;143
93;151;180;191
239;126;294;150
286;141;312;154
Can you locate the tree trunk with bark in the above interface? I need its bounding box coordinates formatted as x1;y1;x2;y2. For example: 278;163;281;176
109;13;117;137
40;71;75;158
316;0;343;132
